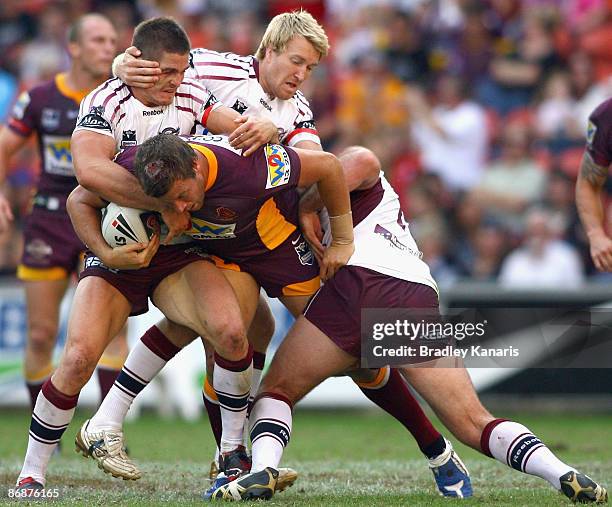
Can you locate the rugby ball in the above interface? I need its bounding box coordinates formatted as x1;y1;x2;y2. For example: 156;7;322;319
101;202;160;248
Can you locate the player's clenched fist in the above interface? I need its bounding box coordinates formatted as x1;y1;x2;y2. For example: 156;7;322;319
588;231;612;272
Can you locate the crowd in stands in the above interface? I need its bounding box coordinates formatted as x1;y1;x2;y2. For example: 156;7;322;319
1;0;611;287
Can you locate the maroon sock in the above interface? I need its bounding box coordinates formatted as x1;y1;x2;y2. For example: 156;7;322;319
202;390;223;448
26;380;45;412
358;368;442;457
97;367;121;403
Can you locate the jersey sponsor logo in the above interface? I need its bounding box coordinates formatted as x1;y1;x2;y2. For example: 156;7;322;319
374;224;422;258
183;245;209;258
12;91;30;120
295;120;316;130
587;120;597;147
43;136;74;177
25;238;52;261
231;99;248;114
41;108;60;131
84;255;118;273
265;144;291;189
259;98;272;112
77;106;111;131
187;217;236;240
143;109;164;116
121;130;137;148
291;235;314;266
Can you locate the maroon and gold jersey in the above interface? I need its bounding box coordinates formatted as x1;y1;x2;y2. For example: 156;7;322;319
7;73;89;200
115;134;302;261
586;97;612;169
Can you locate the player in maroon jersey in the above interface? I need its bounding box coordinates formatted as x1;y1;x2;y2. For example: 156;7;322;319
576;97;612;272
12;132;352;491
0;14;128;422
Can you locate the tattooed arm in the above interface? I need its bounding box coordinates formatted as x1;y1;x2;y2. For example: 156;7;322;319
575;150;612;271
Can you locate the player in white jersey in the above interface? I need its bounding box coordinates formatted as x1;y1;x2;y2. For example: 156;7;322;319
187;48;319;148
75;75;220;150
211;148;608;504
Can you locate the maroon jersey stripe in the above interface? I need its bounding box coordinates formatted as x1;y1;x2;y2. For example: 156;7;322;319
176;92;204;105
102;83;127;108
88;79;115;108
184;80;209;93
193;61;250;72
195;75;249;81
176;106;196;115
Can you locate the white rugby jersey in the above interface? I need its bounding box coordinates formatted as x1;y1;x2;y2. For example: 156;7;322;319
75;77;219;150
321;173;438;293
188;49;320;147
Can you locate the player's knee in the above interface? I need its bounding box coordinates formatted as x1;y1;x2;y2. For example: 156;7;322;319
211;319;248;361
60;344;98;388
340;146;381;173
28;322;58;355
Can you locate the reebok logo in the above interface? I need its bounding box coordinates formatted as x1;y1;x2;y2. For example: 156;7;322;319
143;109;164;116
260;98;272;112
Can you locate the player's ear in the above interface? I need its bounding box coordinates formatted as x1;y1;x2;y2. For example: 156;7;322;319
67;41;80;60
192;155;201;174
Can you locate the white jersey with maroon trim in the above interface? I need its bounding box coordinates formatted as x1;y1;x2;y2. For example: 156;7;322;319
75;77;219;150
321;173;438;292
188;48;320;147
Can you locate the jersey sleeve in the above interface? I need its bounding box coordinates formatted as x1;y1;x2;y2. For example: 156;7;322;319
7;89;37;137
586;98;612;167
252;144;302;198
282;92;321;147
74;80;121;140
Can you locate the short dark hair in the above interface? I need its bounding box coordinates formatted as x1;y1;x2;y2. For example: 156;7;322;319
134;134;196;197
67;13;113;44
132;17;190;62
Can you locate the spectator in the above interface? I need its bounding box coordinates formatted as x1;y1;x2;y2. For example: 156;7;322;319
477;11;560;115
465;219;508;281
534;71;583;153
408;74;488;191
472;122;547;233
499;207;585;288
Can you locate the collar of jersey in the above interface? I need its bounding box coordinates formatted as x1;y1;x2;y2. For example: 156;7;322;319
252;57;260;81
189;143;218;191
55;73;90;105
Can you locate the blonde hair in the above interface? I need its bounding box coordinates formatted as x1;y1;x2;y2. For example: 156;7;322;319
256;10;329;60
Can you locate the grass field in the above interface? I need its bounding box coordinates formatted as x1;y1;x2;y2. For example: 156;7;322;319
0;408;610;505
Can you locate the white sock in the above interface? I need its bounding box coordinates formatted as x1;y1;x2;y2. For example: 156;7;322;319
244;354;265;447
19;381;78;486
89;326;179;432
486;420;575;489
214;351;253;453
249;396;292;472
